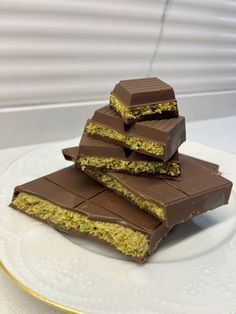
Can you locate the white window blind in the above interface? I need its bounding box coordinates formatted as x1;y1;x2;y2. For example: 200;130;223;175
151;0;236;93
1;0;236;107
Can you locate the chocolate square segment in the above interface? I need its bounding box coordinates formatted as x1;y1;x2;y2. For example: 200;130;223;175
46;166;105;199
79;131;126;159
13;177;85;210
113;77;176;106
110;77;178;123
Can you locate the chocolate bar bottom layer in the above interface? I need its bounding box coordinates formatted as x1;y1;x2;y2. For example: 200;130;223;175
12;193;150;258
86;121;165;156
85;168;167;220
10;167;170;263
110;94;178;123
84;154;232;226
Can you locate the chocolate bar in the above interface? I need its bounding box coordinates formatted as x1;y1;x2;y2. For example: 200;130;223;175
71;131;181;177
63;145;220;174
86;107;186;161
10;167;170;263
84;154;232;227
110;77;178;123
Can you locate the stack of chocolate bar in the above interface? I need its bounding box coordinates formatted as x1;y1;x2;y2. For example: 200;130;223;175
11;78;232;263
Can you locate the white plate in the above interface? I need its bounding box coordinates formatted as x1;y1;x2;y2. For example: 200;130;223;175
0;140;236;314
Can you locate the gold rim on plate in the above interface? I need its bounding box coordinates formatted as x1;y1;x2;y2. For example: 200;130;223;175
0;260;86;314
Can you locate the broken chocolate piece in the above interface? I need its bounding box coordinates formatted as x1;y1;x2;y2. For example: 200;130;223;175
110;77;178;123
73;131;181;177
62;145;220;174
86;107;186;161
10;167;170;263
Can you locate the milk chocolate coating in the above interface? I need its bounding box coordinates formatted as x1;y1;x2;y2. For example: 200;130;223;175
79;131;131;159
62;144;219;173
62;145;219;174
112;77;176;107
89;106;186;161
85;154;232;227
77;131;178;160
10;167;170;263
69;131;180;178
62;146;78;161
185;155;219;173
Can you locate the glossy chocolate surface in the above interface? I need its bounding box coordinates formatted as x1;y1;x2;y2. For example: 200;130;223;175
112;77;176;107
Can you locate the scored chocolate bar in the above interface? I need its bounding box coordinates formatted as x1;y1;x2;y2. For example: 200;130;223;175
69;131;181;177
84;154;232;227
86;106;186;161
10;167;170;263
110;77;178;124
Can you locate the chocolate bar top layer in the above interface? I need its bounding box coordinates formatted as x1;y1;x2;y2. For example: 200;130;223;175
87;106;186;160
85;154;232;227
11;167;170;262
112;77;176;107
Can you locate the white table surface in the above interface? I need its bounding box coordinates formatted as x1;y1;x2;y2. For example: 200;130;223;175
1;116;236;314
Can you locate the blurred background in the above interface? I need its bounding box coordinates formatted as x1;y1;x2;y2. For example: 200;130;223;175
1;0;236;147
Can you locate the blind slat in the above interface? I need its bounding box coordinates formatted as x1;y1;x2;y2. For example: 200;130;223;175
1;0;236;107
151;0;236;94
